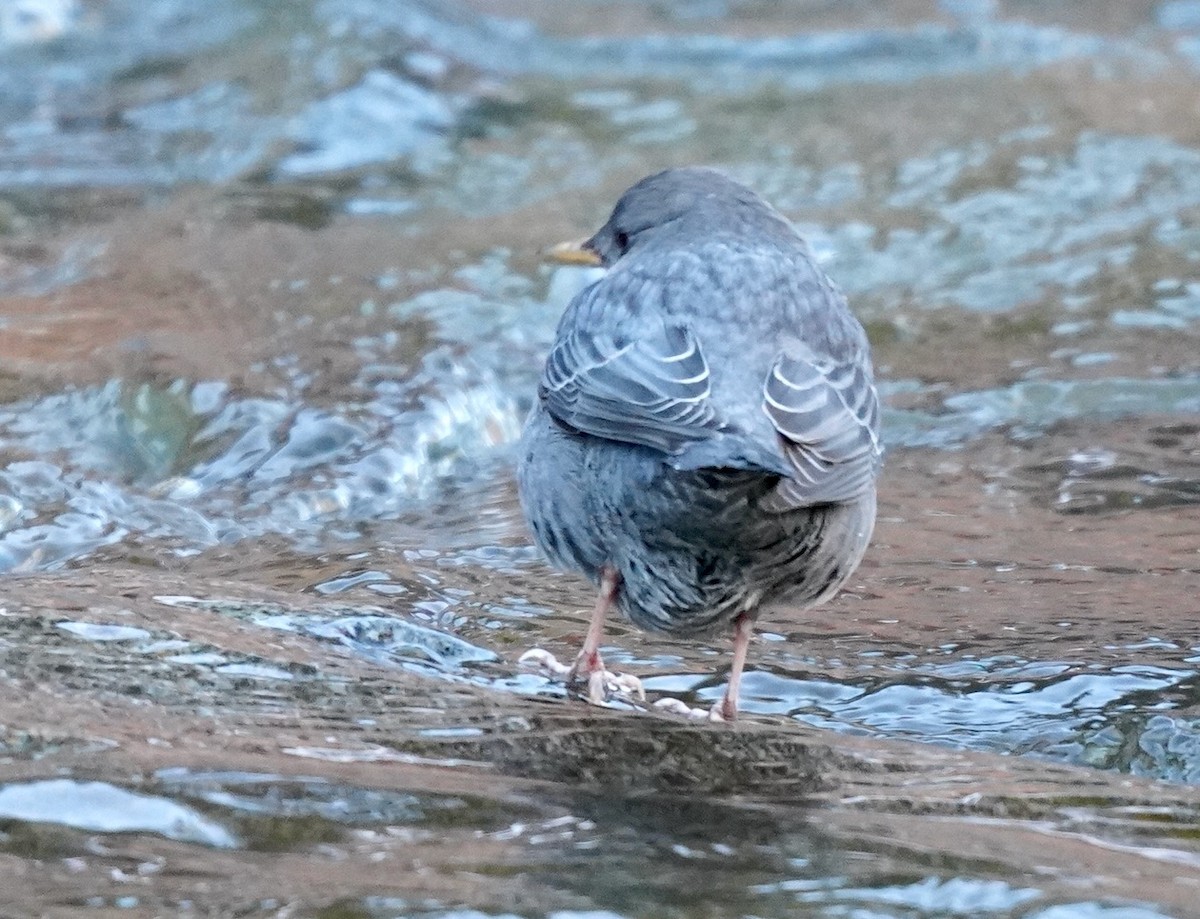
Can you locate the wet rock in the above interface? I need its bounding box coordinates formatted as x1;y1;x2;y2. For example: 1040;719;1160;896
399;712;838;797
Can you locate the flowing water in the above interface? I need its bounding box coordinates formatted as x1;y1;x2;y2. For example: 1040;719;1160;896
1;0;1200;916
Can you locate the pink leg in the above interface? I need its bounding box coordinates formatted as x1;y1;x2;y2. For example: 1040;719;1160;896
713;611;754;722
568;565;620;684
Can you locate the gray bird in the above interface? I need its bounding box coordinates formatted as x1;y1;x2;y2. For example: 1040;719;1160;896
517;167;881;721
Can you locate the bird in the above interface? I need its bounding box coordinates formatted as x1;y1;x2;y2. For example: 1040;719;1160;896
516;166;881;721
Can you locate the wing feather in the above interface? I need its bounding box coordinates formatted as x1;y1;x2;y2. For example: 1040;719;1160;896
540;321;721;454
762;351;882;509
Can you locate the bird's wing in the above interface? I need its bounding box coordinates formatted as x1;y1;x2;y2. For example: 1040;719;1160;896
762;349;882;509
540;320;722;455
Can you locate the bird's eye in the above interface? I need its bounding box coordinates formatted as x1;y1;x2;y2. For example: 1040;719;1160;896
613;230;630;252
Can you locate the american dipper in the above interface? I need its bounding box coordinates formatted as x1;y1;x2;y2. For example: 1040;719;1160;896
517;167;881;720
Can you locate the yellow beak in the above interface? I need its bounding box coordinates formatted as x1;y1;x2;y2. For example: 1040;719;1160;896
544;238;603;267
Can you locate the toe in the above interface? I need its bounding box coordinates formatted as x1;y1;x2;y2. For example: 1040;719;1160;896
708;700;736;723
653;697;709;720
609;672;646;701
586;669;609;705
518;648;571;678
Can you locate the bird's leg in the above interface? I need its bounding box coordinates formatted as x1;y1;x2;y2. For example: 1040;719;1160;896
569;565;618;679
519;566;644;705
568;565;622;703
711;611;753;722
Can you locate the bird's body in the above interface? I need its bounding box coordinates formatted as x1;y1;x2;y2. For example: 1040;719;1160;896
521;419;875;636
517;167;881;719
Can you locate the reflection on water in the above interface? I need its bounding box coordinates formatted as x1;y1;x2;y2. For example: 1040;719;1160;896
2;0;1200;915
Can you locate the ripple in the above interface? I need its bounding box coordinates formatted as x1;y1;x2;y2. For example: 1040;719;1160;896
156;596;497;670
0;347;524;571
56;621;152;642
325;2;1153;90
641;658;1200;780
0;779;237;848
885;376;1200;448
277;69;457;177
827;134;1200;313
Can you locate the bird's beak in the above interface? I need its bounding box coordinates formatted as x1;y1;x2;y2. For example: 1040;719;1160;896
544;238;603;267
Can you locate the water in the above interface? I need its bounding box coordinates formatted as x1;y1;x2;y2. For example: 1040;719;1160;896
2;0;1200;916
0;778;238;847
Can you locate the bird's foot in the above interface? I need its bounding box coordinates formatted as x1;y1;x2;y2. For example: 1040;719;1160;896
582;668;646;705
518;648;646;705
652;697;733;722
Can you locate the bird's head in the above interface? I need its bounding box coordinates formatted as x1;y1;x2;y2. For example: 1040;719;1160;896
546;167;794;268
